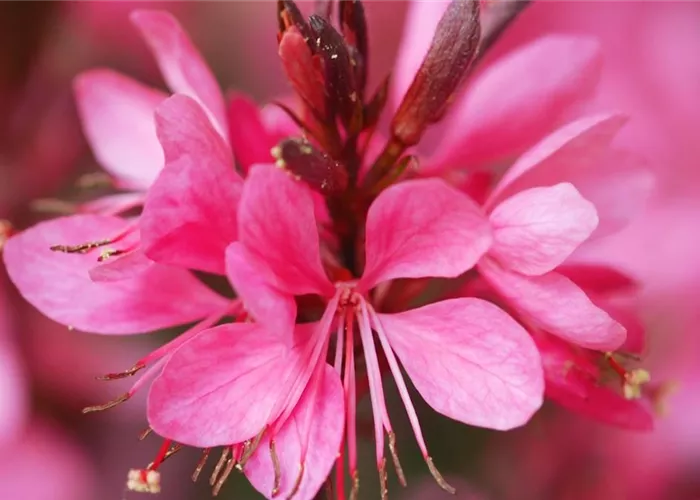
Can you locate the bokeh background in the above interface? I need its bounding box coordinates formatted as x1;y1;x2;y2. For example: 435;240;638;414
1;2;699;499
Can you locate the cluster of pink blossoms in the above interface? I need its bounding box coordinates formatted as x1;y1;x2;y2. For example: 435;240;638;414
2;1;663;498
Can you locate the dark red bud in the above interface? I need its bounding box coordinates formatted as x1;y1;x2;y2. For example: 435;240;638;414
339;0;368;93
314;0;333;20
363;74;391;130
277;0;313;44
308;14;363;134
279;28;328;120
391;0;480;146
272;138;349;195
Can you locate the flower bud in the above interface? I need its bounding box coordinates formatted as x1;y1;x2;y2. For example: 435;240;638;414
272;138;349;195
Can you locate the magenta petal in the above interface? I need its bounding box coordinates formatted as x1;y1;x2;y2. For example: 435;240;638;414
88;249;154;282
359;179;491;290
141;95;242;274
226;242;296;340
148;323;289;447
3;215;227;334
430;36;602;171
479;258;626;351
486;113;628;208
245;364;344;500
130;10;228;138
489;183;599;276
238;165;333;296
227;92;277;173
378;298;544;430
73;69;166;189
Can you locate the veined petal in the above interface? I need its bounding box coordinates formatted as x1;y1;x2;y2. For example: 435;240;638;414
73;69;166;190
130;10;228;138
486;113;628;208
489;183;599;276
245;364;344;500
226;243;296;341
377;298;544;430
141;94;242;275
479;257;626;351
238;165;333;297
428;36;602;172
359;178;491;291
226;92;277;174
148;323;289;447
89;249;154;282
3;215;228;334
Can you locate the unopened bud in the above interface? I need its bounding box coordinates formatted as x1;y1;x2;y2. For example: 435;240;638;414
277;0;312;43
279;28;328;119
339;0;368;93
392;0;480;146
272;138;348;195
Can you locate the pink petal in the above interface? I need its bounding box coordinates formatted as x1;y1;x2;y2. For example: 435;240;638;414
478;257;626;351
226;242;296;340
486;113;628;208
140;94;242;275
226;92;277;173
391;1;451;112
359;179;492;291
3;215;227;334
238;165;333;297
377;298;544;430
488;183;599;276
428;36;602;172
148;323;290;447
245;364;344;500
556;263;639;295
88;249;154;282
80;193;146;216
130;10;228;138
73;69;166;190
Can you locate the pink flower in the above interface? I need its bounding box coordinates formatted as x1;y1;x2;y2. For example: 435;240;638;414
148;163;544;500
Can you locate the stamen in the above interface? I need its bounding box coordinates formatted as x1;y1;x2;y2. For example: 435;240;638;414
82;392;130;413
388;432;407;487
212;457;236;496
127;468;161;494
97;361;146;381
270;439;282;497
30;198;77;215
98;248;126;262
192;448;211;482
333;314;345;374
426;456;456;495
623;369;651;400
238;427;266;468
210;448;231;486
51;238;112;254
378;458;388;500
139;427;153;441
147;441;182;470
286;462;305;500
349;470;360;500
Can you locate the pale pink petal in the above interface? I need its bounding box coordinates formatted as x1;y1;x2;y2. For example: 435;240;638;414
260;101;300;138
427;36;602;172
141;94;242;274
3;215;227;334
130;10;228;138
148;323;290;447
391;0;451;111
245;364;344;500
359;179;492;291
226;243;296;339
377;298;544;430
488;183;599;276
88;249;154;282
227;92;277;173
486;114;628;208
73;69;166;189
238;165;333;296
478;257;626;350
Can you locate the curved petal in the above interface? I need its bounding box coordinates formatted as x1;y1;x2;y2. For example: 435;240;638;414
88;249;154;282
3;215;227;334
478;257;626;351
141;95;242;275
428;36;602;173
130;10;228;138
73;69;166;189
489;183;599;276
226;242;296;340
238;165;333;297
359;178;492;290
377;298;544;430
148;323;289;447
486;113;628;208
227;92;277;174
245;364;344;500
391;1;451;112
